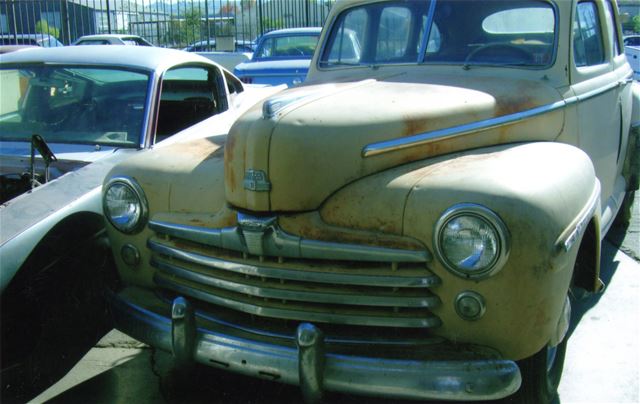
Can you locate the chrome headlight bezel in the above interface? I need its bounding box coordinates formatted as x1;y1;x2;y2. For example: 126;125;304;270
433;203;510;279
103;176;148;234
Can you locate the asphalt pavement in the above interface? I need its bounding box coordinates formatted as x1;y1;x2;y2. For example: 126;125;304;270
29;193;640;404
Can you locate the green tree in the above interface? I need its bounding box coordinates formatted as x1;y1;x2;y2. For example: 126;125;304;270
634;15;640;33
166;9;202;47
35;19;59;39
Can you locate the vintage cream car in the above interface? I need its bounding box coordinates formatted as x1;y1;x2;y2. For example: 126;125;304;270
102;0;639;403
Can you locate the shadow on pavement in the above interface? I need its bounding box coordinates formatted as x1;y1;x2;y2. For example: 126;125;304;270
566;240;621;340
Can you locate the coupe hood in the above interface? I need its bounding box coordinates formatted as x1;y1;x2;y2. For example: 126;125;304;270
225;71;564;212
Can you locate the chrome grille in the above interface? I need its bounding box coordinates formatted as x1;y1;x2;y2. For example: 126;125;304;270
149;216;442;329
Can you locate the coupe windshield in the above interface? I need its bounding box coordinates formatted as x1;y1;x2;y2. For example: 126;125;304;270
0;66;150;147
321;0;556;68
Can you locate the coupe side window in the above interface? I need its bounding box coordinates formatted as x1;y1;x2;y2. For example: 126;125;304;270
156;66;221;142
574;1;605;67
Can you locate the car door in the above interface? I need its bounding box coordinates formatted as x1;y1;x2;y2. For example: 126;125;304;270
570;0;632;227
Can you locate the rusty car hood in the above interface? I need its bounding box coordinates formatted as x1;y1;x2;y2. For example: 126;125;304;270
225;72;565;212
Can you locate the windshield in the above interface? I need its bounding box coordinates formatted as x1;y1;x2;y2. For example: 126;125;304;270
321;0;556;68
254;34;320;59
0;66;150;147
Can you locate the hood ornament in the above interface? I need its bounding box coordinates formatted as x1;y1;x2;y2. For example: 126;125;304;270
243;169;271;192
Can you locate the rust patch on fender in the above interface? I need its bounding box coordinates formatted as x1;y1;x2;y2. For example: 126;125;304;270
224;133;237;193
164;137;223;161
493;82;541;117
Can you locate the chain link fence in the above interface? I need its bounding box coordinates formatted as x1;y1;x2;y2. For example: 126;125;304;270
0;0;335;48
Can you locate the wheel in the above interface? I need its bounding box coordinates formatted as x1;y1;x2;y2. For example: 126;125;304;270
510;297;570;404
0;225;117;402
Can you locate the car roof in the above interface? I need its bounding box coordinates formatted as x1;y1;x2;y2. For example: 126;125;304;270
0;45;218;72
261;27;322;38
76;34;144;40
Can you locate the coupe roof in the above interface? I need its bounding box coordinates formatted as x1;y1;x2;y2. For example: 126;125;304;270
0;45;216;72
262;27;322;38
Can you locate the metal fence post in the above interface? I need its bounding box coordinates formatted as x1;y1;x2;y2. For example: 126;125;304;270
106;0;111;34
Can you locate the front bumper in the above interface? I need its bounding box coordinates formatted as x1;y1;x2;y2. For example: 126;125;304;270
110;287;521;402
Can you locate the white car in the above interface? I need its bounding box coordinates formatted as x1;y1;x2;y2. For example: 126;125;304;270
625;35;640;80
72;34;154;46
0;45;283;401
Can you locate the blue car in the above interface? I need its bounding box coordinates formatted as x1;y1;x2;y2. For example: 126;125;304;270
234;27;321;87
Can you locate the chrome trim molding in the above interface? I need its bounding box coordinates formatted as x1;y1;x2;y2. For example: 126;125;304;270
363;78;627;157
110;289;522;401
148;214;430;263
557;182;600;252
147;240;439;288
363;100;567;157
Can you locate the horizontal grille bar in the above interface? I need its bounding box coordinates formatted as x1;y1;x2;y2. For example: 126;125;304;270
153;272;441;328
152;256;440;308
148;214;442;329
149;219;431;263
148;239;440;288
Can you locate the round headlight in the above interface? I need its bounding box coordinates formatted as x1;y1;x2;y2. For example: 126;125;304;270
103;176;148;234
434;204;509;279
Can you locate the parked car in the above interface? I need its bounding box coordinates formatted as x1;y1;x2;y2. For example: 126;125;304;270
624;35;640;46
234;27;322;86
625;35;640;80
0;45;37;54
183;38;255;53
0;45;283;401
72;34;153;46
103;1;639;403
0;33;63;48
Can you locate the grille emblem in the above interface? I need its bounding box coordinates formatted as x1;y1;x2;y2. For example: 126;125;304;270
237;213;276;256
243;169;271;192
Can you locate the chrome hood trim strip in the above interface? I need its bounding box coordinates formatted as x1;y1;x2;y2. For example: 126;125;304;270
363;76;632;158
362;100;567;157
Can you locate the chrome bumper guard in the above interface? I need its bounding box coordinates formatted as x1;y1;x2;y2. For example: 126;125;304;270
111;288;521;402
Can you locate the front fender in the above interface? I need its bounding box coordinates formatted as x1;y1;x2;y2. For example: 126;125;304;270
320;142;598;360
402;142;598;360
0;151;134;293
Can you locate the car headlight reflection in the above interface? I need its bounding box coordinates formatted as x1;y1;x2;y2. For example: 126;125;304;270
103;176;148;234
434;204;509;279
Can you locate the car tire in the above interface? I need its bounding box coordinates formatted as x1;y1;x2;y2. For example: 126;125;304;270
509;302;569;404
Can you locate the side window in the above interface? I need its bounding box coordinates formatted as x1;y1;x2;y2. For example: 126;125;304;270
376;7;412;62
156;66;221;142
604;1;621;56
322;8;367;66
574;1;605;67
